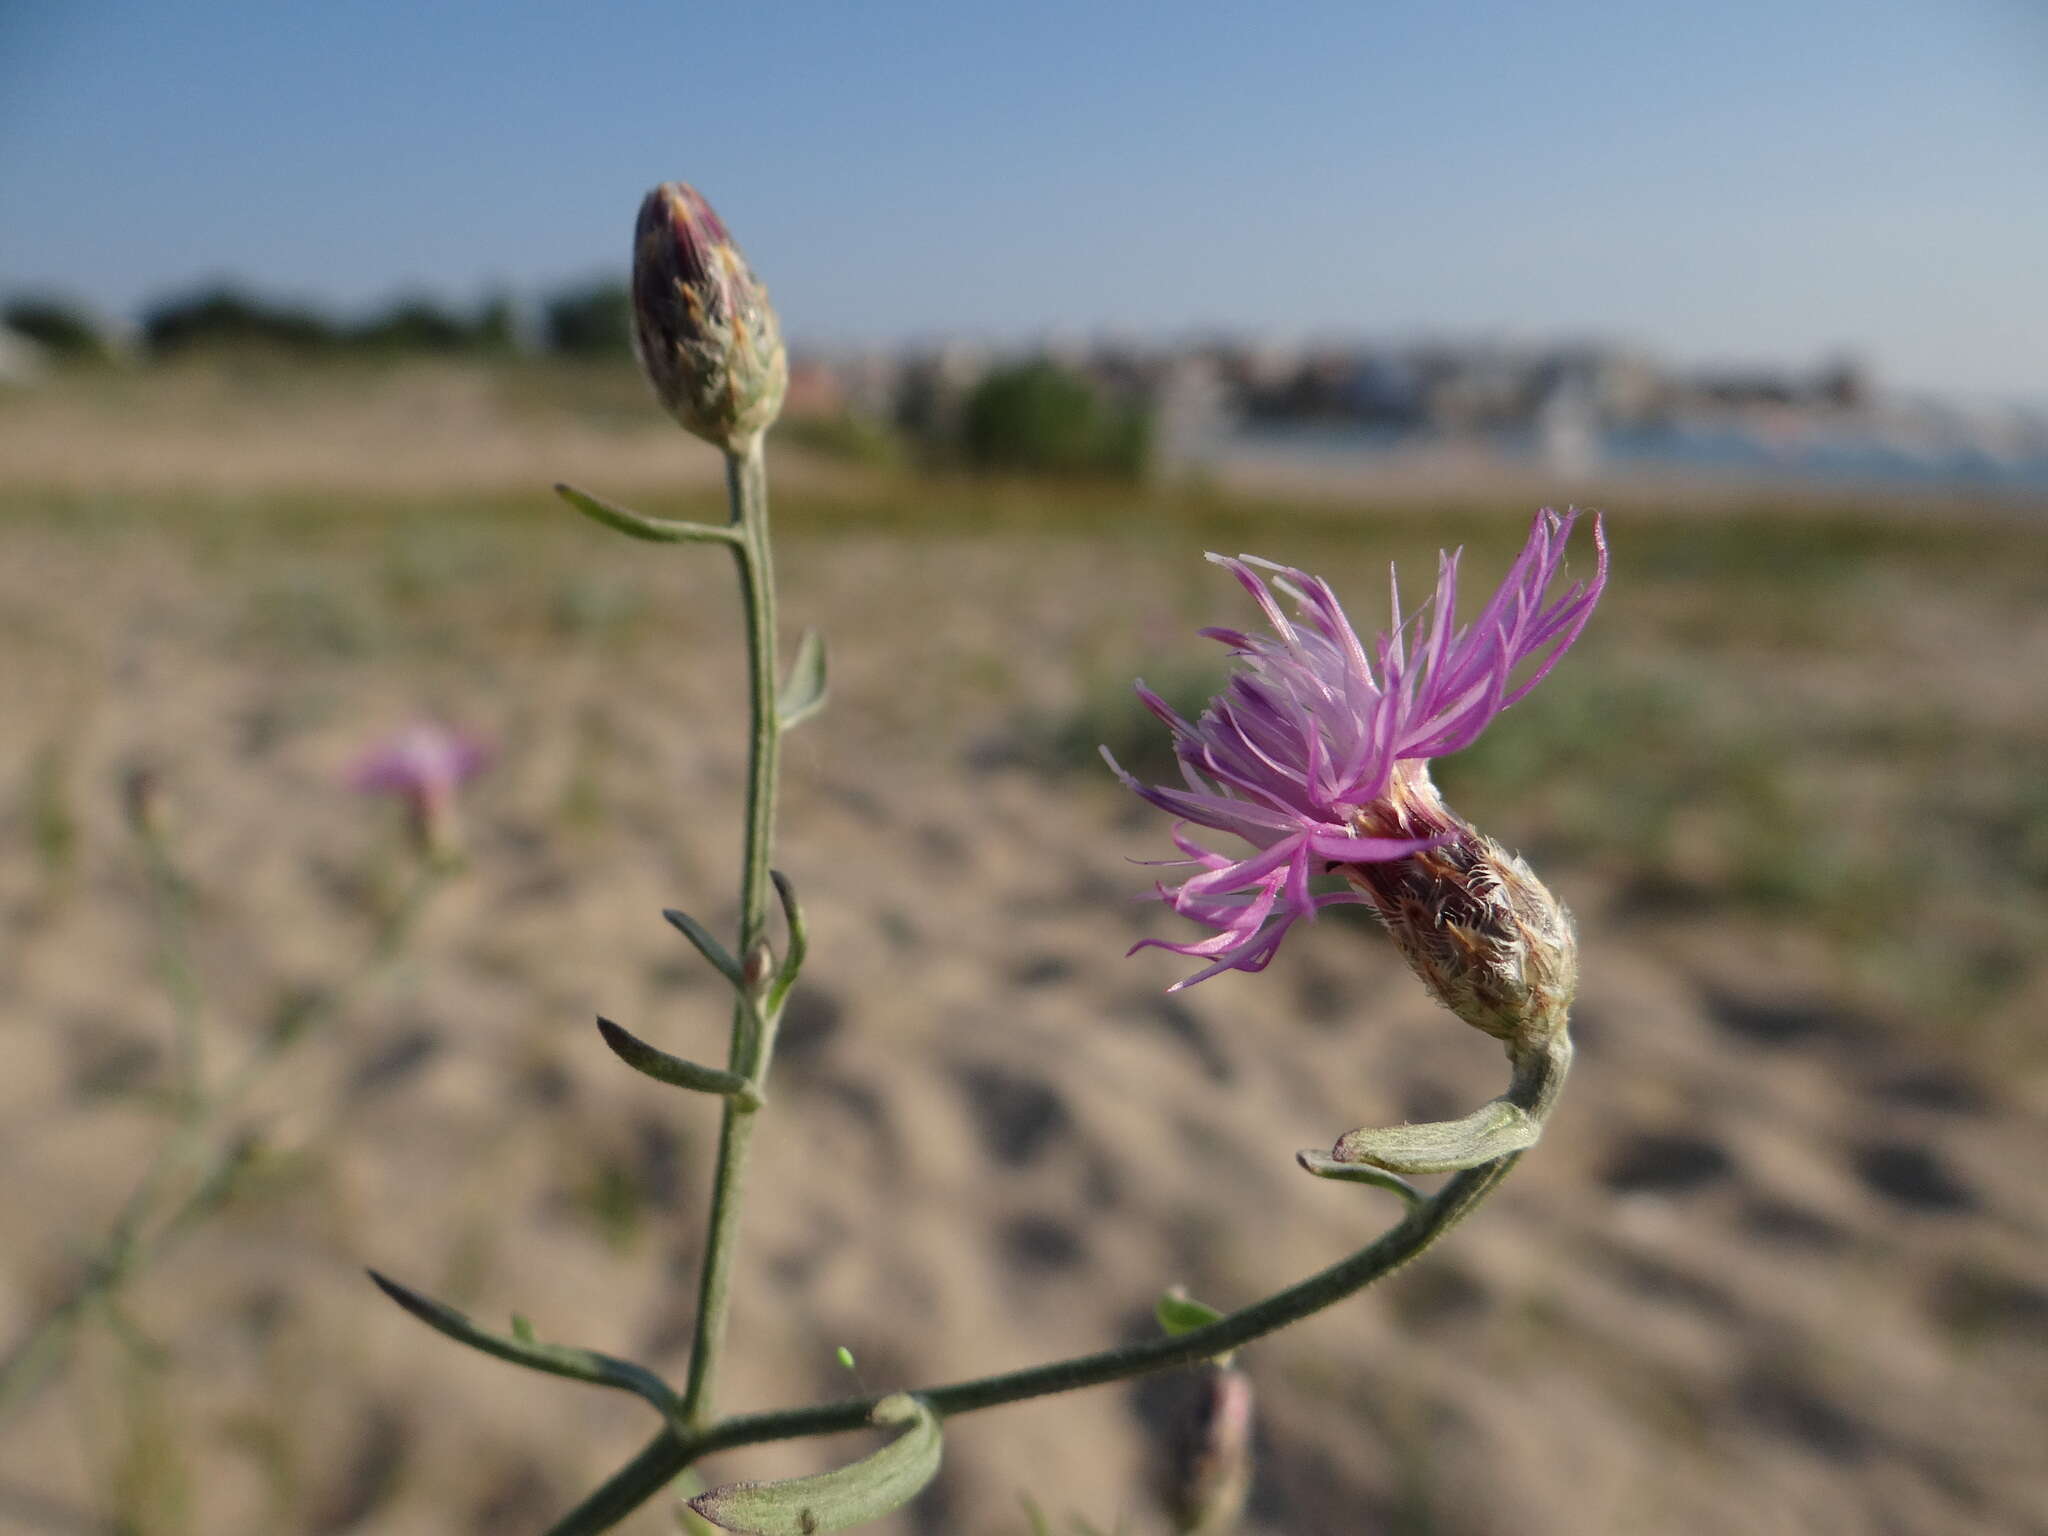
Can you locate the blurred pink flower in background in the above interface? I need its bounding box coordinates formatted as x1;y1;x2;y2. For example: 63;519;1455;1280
349;722;490;862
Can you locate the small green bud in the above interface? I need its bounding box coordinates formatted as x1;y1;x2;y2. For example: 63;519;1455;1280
632;182;787;453
742;940;776;991
1166;1365;1254;1536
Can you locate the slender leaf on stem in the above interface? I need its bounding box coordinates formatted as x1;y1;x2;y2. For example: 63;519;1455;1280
1157;1286;1235;1366
776;628;828;730
1155;1288;1224;1337
596;1018;763;1110
764;870;807;1017
1293;1152;1424;1205
687;1394;942;1535
557;484;741;546
1323;1099;1540;1175
664;908;744;987
676;1469;723;1536
367;1270;685;1425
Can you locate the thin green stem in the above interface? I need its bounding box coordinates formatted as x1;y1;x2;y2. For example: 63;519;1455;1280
678;440;782;1430
0;865;445;1424
544;1155;1521;1534
730;444;781;984
140;825;206;1119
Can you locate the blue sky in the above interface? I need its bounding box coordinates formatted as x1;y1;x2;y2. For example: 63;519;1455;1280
2;0;2043;402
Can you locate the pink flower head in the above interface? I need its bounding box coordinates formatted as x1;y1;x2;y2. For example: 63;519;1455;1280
350;723;490;860
1106;508;1606;990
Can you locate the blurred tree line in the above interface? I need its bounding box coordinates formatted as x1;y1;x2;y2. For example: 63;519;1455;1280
1;279;636;363
4;283;1153;479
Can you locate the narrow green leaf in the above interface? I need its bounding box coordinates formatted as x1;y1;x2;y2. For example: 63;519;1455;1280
764;870;808;1016
1155;1287;1235;1366
673;1470;723;1535
1324;1098;1540;1175
1293;1152;1424;1204
556;484;740;546
687;1394;942;1534
1154;1288;1224;1337
596;1018;762;1109
511;1314;537;1343
367;1270;683;1423
776;629;828;730
663;908;743;986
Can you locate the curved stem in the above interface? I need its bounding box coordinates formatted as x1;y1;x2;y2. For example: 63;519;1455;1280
0;864;444;1423
678;441;781;1429
545;1152;1523;1534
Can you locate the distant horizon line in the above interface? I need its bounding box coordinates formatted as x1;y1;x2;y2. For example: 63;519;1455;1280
5;273;2041;415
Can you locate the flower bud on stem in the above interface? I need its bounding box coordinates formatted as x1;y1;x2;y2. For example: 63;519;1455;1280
1167;1365;1254;1535
632;183;787;454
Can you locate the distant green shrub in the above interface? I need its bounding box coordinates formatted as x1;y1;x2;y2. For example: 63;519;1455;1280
3;295;116;363
960;361;1150;478
140;285;519;359
142;285;341;357
351;294;510;354
542;280;633;357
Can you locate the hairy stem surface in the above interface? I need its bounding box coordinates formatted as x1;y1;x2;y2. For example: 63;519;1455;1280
679;441;781;1429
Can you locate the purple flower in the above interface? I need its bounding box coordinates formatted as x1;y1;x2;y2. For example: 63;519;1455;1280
1107;508;1606;991
350;723;490;861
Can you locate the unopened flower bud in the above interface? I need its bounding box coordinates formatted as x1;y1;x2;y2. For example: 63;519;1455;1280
631;182;787;452
1344;763;1576;1055
741;939;776;991
1166;1365;1254;1536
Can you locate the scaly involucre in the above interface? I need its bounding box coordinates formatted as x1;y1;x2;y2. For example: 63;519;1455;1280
1107;508;1606;990
631;181;787;451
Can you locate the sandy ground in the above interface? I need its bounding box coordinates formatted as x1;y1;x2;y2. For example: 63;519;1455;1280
0;362;856;500
1;368;2045;1536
